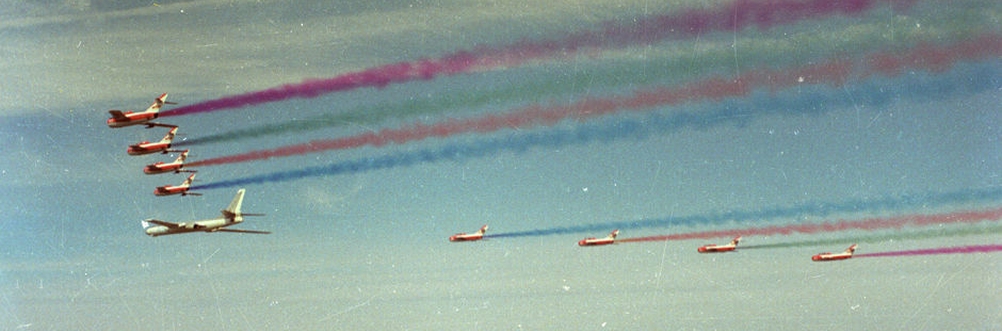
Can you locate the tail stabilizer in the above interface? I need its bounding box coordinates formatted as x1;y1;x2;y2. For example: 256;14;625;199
181;173;196;186
607;229;619;239
161;127;179;143
151;93;177;110
730;236;742;246
477;225;488;235
224;189;246;216
174;150;189;163
846;244;857;255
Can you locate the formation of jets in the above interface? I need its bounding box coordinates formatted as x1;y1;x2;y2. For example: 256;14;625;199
107;94;864;250
107;93;197;193
448;226;858;261
108;93;269;237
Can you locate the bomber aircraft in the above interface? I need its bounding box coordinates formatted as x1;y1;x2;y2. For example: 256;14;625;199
142;189;268;236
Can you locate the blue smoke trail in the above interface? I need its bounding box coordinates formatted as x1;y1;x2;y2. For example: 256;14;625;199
194;62;999;193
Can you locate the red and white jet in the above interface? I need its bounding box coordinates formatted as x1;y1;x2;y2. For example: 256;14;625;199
697;236;741;253
812;244;857;262
154;173;200;197
578;229;619;246
449;225;488;242
107;93;177;128
128;127;180;155
143;150;191;175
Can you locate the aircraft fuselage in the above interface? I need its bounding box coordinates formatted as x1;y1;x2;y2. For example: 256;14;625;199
128;142;171;155
144;218;235;237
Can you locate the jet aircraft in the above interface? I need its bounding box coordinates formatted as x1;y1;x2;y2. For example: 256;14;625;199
142;189;268;236
578;229;619;246
697;236;741;253
154;173;200;196
144;150;190;175
449;225;488;242
812;244;857;262
128;127;180;155
107;93;176;128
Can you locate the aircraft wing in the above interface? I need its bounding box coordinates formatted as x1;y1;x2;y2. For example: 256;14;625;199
145;219;181;228
215;228;271;234
108;110;129;120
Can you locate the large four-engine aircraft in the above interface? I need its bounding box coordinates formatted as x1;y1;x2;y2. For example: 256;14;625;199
128;127;180;155
142;189;268;237
107;93;176;128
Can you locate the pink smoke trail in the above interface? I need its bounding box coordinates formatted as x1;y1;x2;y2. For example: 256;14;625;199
617;207;1002;243
162;0;913;117
186;34;1001;167
855;245;1002;258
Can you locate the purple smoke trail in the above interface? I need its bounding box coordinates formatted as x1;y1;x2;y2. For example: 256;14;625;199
162;0;913;117
855;245;1002;258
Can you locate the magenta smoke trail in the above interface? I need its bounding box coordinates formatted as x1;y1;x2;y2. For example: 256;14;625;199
855;245;1002;258
162;0;912;117
187;34;1002;167
617;207;1002;243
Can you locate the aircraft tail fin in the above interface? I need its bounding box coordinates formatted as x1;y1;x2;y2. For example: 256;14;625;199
151;93;177;110
162;127;178;143
175;150;189;163
477;225;488;235
182;173;196;186
223;189;246;218
846;244;857;255
730;236;742;246
607;229;619;239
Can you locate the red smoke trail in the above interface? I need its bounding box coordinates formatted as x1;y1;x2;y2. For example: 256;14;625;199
855;245;1002;258
616;207;1002;243
187;34;1000;167
162;0;912;117
187;60;851;166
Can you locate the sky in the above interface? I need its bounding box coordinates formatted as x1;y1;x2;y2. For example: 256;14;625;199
1;0;1000;329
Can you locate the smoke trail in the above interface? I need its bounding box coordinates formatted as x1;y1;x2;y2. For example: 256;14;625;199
739;223;1002;250
174;20;978;148
162;0;912;117
185;60;850;166
613;208;1002;243
855;244;1002;258
186;34;993;166
186;34;1001;167
190;60;1000;190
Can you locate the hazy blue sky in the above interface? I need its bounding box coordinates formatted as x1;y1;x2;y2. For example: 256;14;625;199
1;0;999;329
